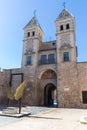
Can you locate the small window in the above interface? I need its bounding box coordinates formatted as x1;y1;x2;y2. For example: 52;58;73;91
60;25;63;31
27;32;30;37
63;52;69;61
41;55;47;64
52;43;55;45
66;24;70;29
48;54;55;63
32;31;35;36
27;56;32;65
82;91;87;104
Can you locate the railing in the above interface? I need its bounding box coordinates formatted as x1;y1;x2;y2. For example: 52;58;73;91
39;59;56;65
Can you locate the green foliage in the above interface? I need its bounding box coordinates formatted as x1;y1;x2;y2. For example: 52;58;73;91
4;83;14;100
14;80;27;100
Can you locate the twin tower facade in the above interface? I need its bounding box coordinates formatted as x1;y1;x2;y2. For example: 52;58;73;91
0;8;87;108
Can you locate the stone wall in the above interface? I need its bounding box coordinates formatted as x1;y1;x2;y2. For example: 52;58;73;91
1;62;87;108
22;73;37;106
0;68;24;105
4;68;37;106
0;70;6;103
57;62;80;108
77;62;87;108
57;62;87;108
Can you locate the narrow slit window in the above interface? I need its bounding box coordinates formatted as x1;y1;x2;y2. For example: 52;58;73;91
27;32;30;37
32;31;35;36
60;25;63;31
66;24;70;29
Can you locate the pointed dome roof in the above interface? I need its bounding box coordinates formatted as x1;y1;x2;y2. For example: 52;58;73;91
56;8;74;21
24;16;42;31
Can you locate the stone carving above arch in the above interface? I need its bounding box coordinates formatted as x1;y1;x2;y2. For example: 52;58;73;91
41;79;57;90
41;70;57;79
38;68;57;79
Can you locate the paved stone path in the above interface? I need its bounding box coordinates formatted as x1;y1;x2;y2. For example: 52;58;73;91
0;107;87;130
0;106;51;126
22;106;51;114
0;116;18;126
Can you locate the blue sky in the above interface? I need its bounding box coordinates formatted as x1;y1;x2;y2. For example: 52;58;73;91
0;0;87;69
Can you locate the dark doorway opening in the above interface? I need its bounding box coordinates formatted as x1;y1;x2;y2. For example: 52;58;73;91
44;83;58;107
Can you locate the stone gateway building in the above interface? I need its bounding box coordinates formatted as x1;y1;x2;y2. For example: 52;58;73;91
0;8;87;108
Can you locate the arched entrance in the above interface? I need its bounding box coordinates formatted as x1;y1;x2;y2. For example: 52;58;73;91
44;83;57;107
40;69;58;107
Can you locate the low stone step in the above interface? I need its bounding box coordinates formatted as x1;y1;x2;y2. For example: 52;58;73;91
2;107;18;114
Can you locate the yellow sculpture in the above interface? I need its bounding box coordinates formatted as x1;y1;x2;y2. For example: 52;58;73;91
5;83;14;100
14;80;27;100
4;80;27;101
